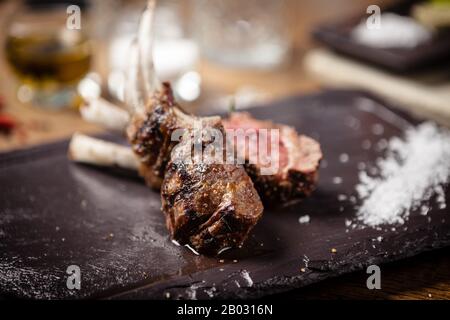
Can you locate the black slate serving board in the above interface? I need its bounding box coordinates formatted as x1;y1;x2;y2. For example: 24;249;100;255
313;0;450;72
0;90;448;299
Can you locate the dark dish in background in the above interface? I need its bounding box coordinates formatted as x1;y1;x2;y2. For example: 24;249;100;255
305;0;450;127
313;0;450;72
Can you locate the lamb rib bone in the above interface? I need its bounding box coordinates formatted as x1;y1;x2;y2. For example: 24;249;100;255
80;98;130;132
68;133;139;170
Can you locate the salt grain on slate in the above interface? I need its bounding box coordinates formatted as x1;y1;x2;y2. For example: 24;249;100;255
240;270;254;287
376;139;388;151
345;116;360;130
372;123;384;136
205;287;216;298
298;215;310;224
356;122;450;226
362;140;372;150
333;177;343;184
339;153;349;163
185;283;202;300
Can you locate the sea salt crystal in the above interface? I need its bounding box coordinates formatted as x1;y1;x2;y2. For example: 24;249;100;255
333;177;343;184
355;122;450;226
372;124;384;136
345;116;361;130
339;153;349;163
240;270;253;287
376;139;388;151
298;215;310;224
362;140;372;150
357;162;366;170
303;254;310;268
185;283;202;300
420;205;429;216
204;286;216;298
435;185;447;209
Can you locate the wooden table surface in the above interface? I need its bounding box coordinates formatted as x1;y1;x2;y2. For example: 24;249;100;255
0;0;448;299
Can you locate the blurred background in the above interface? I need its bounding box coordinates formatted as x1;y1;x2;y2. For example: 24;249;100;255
0;0;448;150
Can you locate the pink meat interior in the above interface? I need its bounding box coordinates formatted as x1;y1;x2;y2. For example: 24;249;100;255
222;113;289;174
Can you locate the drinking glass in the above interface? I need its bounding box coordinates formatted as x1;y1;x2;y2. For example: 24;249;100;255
4;1;92;109
193;0;290;70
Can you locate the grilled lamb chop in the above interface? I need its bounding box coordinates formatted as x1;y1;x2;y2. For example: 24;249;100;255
127;84;263;254
162;125;263;255
223;112;322;205
126;83;185;188
69;0;324;257
126;83;221;189
72;1;265;256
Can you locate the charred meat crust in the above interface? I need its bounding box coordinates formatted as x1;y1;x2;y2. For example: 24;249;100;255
127;83;179;189
223;112;322;205
244;163;319;205
161;124;263;255
127;83;222;190
128;87;264;255
162;162;263;255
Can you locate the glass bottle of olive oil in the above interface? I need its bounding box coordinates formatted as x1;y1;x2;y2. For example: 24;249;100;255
4;5;92;109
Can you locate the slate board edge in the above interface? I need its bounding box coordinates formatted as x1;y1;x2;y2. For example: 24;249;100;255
112;231;449;299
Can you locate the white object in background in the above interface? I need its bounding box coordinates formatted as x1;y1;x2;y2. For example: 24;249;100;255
107;2;199;102
109;36;199;91
303;48;450;126
68;133;139;170
351;13;432;49
175;71;202;102
154;39;199;80
78;72;102;101
80;98;129;131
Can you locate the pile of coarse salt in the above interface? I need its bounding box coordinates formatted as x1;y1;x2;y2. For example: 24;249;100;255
356;122;450;227
351;13;432;49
